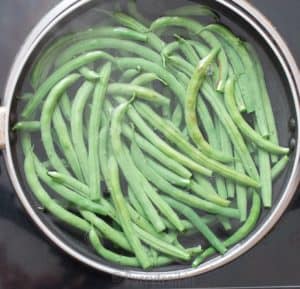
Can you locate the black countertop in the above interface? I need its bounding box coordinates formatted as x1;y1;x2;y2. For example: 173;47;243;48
0;1;299;289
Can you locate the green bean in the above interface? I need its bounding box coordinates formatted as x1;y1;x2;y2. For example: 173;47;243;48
134;225;190;260
71;81;94;182
193;174;218;196
13;121;40;132
146;158;190;187
218;121;235;198
79;66;100;81
167;54;249;176
52;106;84;181
88;228;139;266
89;229;174;267
234;151;248;222
128;187;145;217
189;180;230;207
150;16;228;91
201;82;259;181
193;191;261;267
81;211;132;252
188;40;219;85
108;83;169;105
88;63;111;200
119;68;141;83
127;202;161;238
55;38;161;68
165;4;218;19
198;99;227;200
22;134;91;232
195;96;227;200
167;55;194;76
134;101;259;187
256;121;272;208
218;216;232;231
110;102;165;232
185;48;231;162
174;34;199;66
116;57;186;104
214;119;228;199
40;73;79;177
31;26;147;87
258;148;272;208
127;0;150;26
30;34;75;88
47;170;114;215
108;155;151;269
23;51;112;118
112;11;148;32
131;138;239;218
186;246;203;256
271;156;289;180
130;142;185;231
246;43;280;162
131;72;167;86
60;92;72;119
121;102;212;177
207;24;268;136
110;12;165;52
33;158;110;218
224;78;289;155
229;68;246;113
164;196;227;254
47;171;88;196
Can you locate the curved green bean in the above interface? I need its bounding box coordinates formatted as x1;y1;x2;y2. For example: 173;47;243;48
23;51;112;118
271;156;289;180
193;191;261;267
108;83;170;105
164;196;227;254
88;63;111;200
22;134;91;233
52;106;84;180
71;81;94;182
185;48;232;162
40;73;80;176
207;24;268;136
79;66;100;81
55;38;161;67
116;57;186;104
224;78;289;155
89;228;173;267
150;16;228;91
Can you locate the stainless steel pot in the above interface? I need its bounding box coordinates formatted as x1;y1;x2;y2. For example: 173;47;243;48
0;0;299;280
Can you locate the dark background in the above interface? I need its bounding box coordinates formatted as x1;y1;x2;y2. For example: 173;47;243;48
0;1;299;289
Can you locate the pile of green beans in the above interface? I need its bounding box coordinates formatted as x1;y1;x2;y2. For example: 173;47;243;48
14;2;290;270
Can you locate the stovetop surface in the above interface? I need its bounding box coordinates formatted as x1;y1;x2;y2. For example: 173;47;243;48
0;1;300;288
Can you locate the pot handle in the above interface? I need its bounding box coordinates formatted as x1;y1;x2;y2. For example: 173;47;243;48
0;107;7;149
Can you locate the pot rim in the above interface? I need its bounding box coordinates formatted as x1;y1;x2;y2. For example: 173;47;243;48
1;0;300;280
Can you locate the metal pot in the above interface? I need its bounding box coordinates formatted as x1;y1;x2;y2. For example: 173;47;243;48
0;0;299;280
